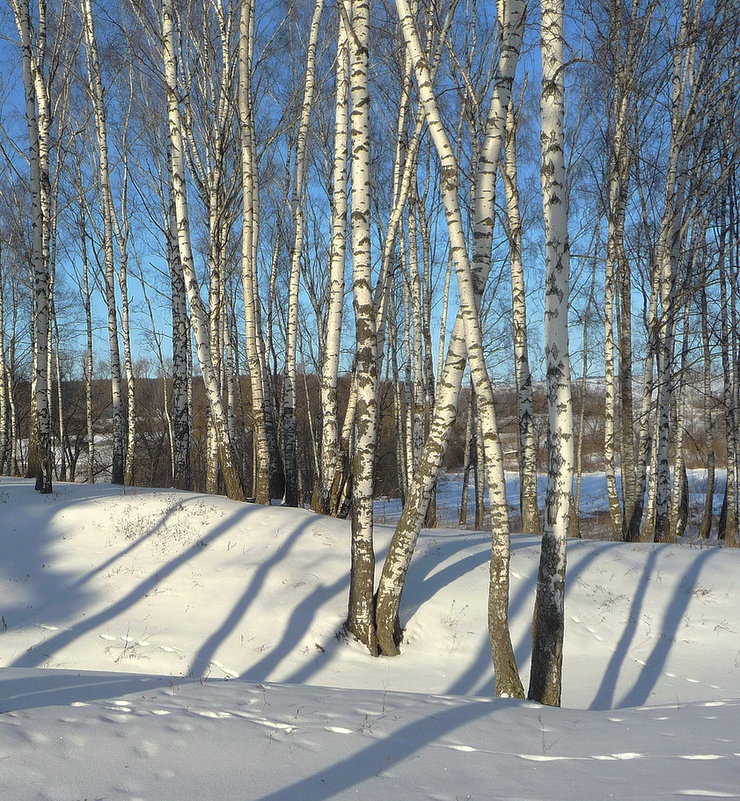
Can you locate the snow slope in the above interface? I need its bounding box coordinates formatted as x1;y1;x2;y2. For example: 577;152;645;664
1;478;739;800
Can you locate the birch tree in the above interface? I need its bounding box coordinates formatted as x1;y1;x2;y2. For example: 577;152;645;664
502;95;540;535
238;0;272;504
162;0;245;501
345;0;380;655
80;0;127;485
529;0;574;707
12;0;53;493
374;2;525;685
318;2;349;514
387;0;525;697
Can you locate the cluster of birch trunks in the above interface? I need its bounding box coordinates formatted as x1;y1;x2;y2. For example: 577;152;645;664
0;0;737;705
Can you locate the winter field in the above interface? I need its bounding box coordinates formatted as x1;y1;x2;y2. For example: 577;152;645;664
1;476;739;800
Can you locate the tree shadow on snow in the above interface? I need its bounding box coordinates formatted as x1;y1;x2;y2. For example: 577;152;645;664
189;512;326;679
0;667;177;713
254;696;520;801
10;497;258;669
610;546;720;709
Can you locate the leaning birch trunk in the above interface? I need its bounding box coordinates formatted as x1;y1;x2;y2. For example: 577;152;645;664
13;0;52;493
81;0;125;485
239;0;271;504
283;0;325;507
319;5;349;513
393;0;524;697
503;98;540;535
162;0;244;501
346;0;379;655
529;0;574;707
374;0;525;683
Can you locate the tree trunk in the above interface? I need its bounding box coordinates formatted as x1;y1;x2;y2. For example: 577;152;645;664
374;1;525;691
14;0;52;494
162;0;244;501
529;0;574;707
319;8;349;513
283;0;325;507
503;98;540;535
346;0;379;655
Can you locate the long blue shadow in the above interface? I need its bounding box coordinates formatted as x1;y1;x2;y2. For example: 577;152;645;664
590;547;660;710
12;504;257;668
0;668;178;712
69;494;214;590
255;697;519;801
617;547;719;708
449;540;622;697
190;512;321;678
511;541;624;677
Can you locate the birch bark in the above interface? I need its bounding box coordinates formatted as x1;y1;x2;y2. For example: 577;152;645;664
80;0;125;485
346;0;379;654
166;181;191;490
503;98;539;535
162;0;245;501
529;0;574;707
319;3;349;513
13;0;52;493
391;0;524;697
374;2;525;686
283;0;325;507
0;249;7;475
238;0;272;504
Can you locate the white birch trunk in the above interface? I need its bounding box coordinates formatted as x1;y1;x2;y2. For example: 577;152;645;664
699;280;714;538
166;187;191;490
13;0;52;493
391;0;524;697
346;0;379;655
319;2;350;513
238;0;272;504
503;98;540;535
375;2;525;689
162;0;244;501
0;250;7;475
81;0;125;485
528;0;574;707
283;0;325;507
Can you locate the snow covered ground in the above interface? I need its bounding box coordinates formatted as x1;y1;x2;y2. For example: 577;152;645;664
374;468;728;526
1;477;739;800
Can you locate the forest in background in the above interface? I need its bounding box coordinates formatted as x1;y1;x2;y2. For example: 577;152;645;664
0;0;737;703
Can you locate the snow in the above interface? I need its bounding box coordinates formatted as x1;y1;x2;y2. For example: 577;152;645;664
1;477;739;800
